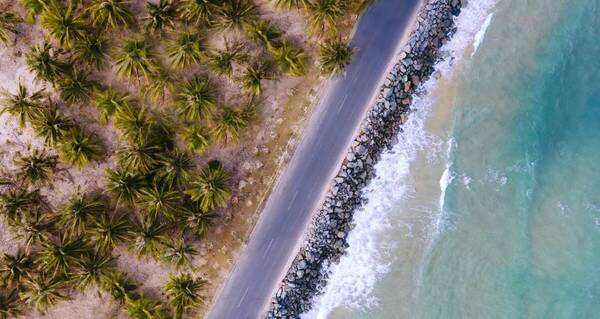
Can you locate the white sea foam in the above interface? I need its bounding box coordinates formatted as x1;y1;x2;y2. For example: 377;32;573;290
303;1;501;318
472;13;495;57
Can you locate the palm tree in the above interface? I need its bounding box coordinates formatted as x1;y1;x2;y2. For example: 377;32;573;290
115;142;161;173
142;66;175;103
270;41;305;76
178;0;221;26
154;151;193;189
87;0;134;31
0;4;22;44
72;250;115;291
73;33;108;70
126;294;166;319
164;273;206;318
181;125;210;154
31;107;73;146
13;208;55;252
318;38;353;76
14;150;58;185
181;205;216;239
0;188;40;224
308;0;344;34
143;0;177;34
56;191;104;238
0;83;45;127
175;76;216;122
206;39;245;78
114;38;159;81
273;0;311;10
21;0;49;23
352;0;375;15
113;105;149;143
58;129;103;167
26;42;70;83
105;168;146;206
20;272;68;311
40;1;86;48
138;183;181;220
90;212;131;251
0;249;34;288
211;105;248;143
167;31;205;69
38;234;88;276
57;69;95;104
217;0;257;31
163;239;197;270
185;160;231;211
100;271;139;301
128;216;168;260
240;60;273;97
93;88;132;124
0;289;21;319
244;20;281;49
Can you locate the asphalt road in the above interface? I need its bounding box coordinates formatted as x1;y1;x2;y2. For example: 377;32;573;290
206;1;421;318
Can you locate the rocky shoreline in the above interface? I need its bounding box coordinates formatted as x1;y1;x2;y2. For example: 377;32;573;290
265;0;465;317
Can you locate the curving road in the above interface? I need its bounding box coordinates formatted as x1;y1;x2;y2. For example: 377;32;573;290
206;1;421;318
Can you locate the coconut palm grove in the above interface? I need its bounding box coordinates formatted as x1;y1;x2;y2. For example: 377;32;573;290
0;0;363;318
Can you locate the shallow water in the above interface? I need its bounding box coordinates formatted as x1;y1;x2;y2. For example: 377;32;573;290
305;0;600;318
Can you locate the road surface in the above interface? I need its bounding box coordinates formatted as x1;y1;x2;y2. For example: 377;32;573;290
207;1;421;318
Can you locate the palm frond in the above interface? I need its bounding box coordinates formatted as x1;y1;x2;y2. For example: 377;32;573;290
164;273;207;319
143;0;177;34
73;33;108;70
167;31;205;69
58;129;103;167
56;191;104;238
128;216;168;260
90;212;131;251
0;248;34;288
318;38;354;76
244;19;281;48
38;234;88;276
93;88;132;124
72;249;115;291
270;41;305;76
185;160;231;211
181;125;210;154
20;272;68;311
163;239;197;270
217;0;257;31
178;0;221;26
14;149;58;185
57;69;95;104
206;39;245;78
40;1;86;48
154;150;193;189
31;107;73;146
175;76;216;122
211;105;248;143
126;294;167;319
105;168;146;206
138;183;181;220
114;38;159;81
0;5;23;44
26;42;71;83
87;0;135;31
100;271;139;301
0;82;45;127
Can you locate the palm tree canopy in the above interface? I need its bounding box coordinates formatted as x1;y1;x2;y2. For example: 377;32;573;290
244;20;281;48
142;66;175;103
217;0;257;31
14;150;58;185
56;191;104;238
206;39;245;78
126;294;167;319
181;204;216;239
26;42;71;83
113;105;149;143
0;288;22;318
163;239;197;270
105;168;146;206
58;129;103;167
114;38;159;81
0;82;45;127
115;142;161;174
32;107;73;146
143;0;177;34
271;41;305;76
72;250;115;291
138;183;182;220
164;273;207;318
318;38;354;76
0;249;34;288
0;5;23;44
309;0;344;34
240;61;273;97
38;234;88;276
182;125;210;154
90;212;131;251
73;33;108;70
40;1;86;48
154;151;193;189
0;188;40;224
175;76;216;122
13;208;55;252
185;160;231;211
57;69;95;104
179;0;221;26
93;88;132;124
211;105;248;143
87;0;135;31
100;271;139;301
128;216;169;259
20;272;68;311
167;31;205;69
21;0;49;23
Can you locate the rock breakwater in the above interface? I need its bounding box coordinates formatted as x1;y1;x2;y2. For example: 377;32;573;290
266;0;465;317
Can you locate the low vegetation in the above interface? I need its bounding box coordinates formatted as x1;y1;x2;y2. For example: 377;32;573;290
0;0;369;317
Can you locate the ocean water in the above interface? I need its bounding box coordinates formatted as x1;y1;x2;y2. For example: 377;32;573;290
305;0;600;318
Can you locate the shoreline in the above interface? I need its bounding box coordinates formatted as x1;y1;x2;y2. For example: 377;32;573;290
266;0;465;317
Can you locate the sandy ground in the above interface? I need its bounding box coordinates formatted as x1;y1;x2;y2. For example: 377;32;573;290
0;0;335;318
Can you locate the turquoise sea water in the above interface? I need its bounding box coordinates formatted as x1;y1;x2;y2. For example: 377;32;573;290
308;0;600;318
